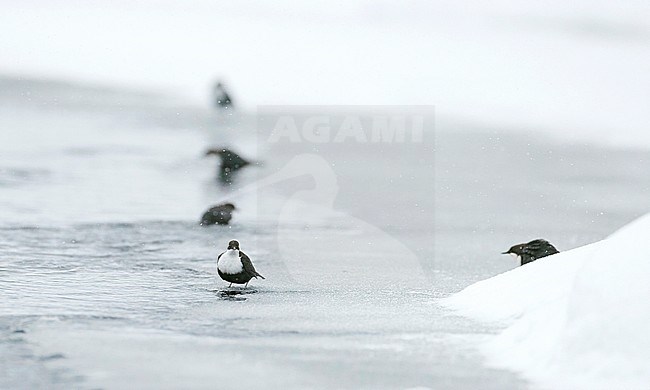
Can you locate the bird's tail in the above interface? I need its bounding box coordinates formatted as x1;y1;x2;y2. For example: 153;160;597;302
255;272;266;280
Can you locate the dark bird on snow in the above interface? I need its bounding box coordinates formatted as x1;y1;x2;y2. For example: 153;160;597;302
502;239;559;266
205;148;253;184
200;203;236;226
213;81;233;109
217;240;265;288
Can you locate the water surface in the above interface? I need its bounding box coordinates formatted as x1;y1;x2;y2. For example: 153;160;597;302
2;77;649;389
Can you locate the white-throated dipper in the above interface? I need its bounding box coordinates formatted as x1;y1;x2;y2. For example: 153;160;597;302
502;239;559;266
205;148;252;183
217;240;265;288
200;203;236;226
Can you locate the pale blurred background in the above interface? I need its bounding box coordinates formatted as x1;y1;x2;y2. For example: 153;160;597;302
1;0;649;144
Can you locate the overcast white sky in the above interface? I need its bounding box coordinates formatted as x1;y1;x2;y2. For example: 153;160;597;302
1;0;649;144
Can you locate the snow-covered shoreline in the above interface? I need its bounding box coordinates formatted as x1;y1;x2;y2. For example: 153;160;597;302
444;213;650;389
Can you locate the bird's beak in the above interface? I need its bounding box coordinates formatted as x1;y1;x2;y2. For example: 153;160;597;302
501;251;509;255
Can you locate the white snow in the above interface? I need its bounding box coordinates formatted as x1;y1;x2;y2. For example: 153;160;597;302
217;249;244;274
444;213;650;389
1;1;650;148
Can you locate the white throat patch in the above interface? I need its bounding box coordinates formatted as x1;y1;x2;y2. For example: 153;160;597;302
218;249;243;274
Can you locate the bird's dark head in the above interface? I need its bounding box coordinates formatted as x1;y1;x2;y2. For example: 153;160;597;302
223;203;236;210
227;240;240;250
502;243;525;257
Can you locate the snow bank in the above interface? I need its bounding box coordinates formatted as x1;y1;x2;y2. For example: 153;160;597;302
444;213;650;389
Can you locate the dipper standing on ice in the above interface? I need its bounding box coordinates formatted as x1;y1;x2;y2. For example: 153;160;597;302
217;240;265;288
200;203;236;226
502;239;559;266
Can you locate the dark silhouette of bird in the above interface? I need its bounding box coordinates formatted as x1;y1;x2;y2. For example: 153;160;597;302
200;203;236;226
502;239;559;266
213;81;233;109
217;240;265;288
205;148;252;184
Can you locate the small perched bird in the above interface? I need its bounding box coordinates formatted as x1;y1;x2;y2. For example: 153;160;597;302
213;81;233;109
502;239;559;266
217;240;265;288
205;148;251;183
200;203;236;226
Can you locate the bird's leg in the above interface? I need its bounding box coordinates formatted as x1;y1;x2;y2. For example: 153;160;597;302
229;283;232;288
244;281;249;288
